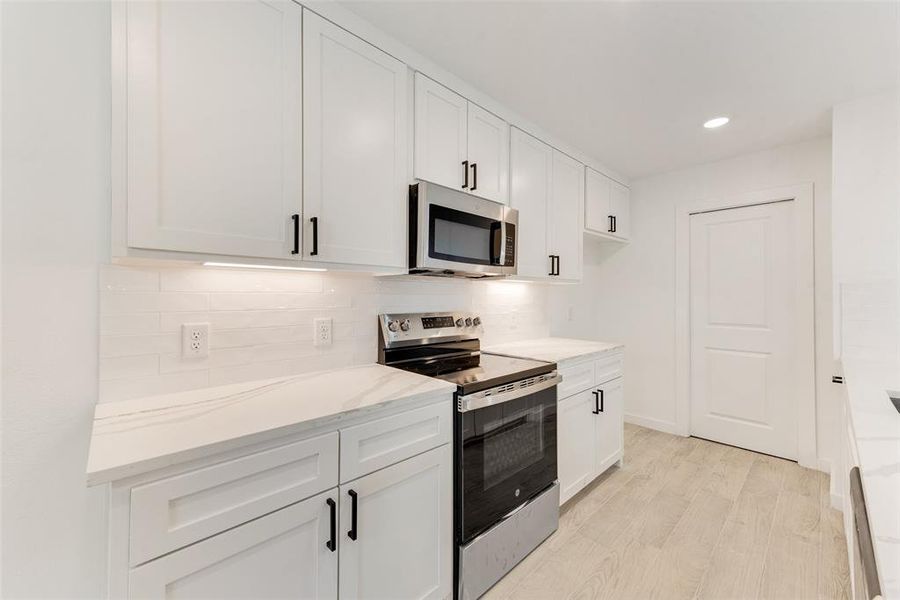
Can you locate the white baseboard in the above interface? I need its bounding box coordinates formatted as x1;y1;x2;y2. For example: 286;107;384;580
624;413;684;436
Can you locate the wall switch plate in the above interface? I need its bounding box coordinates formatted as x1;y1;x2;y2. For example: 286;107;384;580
314;318;332;347
182;322;210;358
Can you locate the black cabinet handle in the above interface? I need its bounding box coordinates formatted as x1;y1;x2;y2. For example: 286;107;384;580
462;160;469;189
310;216;318;256
471;163;477;191
291;214;300;255
608;215;614;233
548;255;555;276
612;216;617;233
325;498;336;551
347;489;358;540
556;254;561;276
592;389;605;413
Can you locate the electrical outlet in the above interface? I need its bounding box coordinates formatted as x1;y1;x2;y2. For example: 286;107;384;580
182;322;210;358
314;318;332;347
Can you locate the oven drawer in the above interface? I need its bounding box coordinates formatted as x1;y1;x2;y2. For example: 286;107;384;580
557;361;595;399
595;353;624;384
340;401;451;483
129;431;338;566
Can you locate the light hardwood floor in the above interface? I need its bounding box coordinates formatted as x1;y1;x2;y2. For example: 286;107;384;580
484;424;850;600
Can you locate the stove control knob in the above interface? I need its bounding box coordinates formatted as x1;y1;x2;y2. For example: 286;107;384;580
387;320;400;332
400;319;411;332
455;318;464;327
473;316;481;326
465;317;473;326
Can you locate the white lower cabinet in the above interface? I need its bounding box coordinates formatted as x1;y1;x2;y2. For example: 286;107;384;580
128;489;339;599
557;353;625;505
117;401;453;599
338;445;453;600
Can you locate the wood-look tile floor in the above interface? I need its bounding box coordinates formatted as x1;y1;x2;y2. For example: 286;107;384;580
484;424;850;600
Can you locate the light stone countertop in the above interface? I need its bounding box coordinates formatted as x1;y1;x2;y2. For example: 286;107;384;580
842;358;900;598
86;363;455;485
484;337;624;366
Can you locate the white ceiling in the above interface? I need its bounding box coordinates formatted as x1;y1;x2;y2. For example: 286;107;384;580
340;1;900;178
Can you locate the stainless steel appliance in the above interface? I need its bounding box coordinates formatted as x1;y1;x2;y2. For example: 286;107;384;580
408;181;517;278
849;467;881;600
378;312;559;599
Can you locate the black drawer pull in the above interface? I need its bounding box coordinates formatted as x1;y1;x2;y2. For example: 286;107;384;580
291;214;300;255
325;498;336;551
471;162;477;191
310;216;318;256
592;389;604;414
462;160;469;189
348;489;358;540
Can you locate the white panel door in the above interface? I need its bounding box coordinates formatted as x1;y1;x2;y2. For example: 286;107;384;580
128;489;338;599
339;444;452;600
414;73;468;191
303;11;407;268
509;128;553;278
593;377;624;475
558;390;595;505
689;201;798;459
609;180;631;239
466;103;509;204
126;0;302;259
584;167;612;235
550;150;584;281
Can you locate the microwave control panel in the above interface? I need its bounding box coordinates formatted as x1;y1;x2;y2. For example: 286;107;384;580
503;224;516;267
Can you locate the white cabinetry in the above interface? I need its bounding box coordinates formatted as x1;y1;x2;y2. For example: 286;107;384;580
123;0;302;259
414;73;509;204
128;490;339;599
509;126;584;281
339;445;452;600
585;167;630;241
302;11;408;268
113;400;452;599
556;352;625;505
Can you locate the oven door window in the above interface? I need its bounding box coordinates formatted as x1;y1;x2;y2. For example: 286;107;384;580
429;204;501;266
458;385;557;543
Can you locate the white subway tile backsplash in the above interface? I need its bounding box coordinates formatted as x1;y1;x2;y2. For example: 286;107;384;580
98;265;549;402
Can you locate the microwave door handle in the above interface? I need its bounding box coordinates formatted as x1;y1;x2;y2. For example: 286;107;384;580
498;220;506;267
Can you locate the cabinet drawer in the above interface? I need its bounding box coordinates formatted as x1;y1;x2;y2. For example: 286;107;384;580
130;432;338;566
340;402;451;483
558;362;595;399
594;353;624;384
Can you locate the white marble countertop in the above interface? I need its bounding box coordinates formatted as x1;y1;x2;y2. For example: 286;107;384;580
842;358;900;598
484;337;623;365
86;364;455;485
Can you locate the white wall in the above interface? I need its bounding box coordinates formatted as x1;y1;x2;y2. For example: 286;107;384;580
550;137;836;466
831;91;900;361
2;1;110;596
99;266;548;402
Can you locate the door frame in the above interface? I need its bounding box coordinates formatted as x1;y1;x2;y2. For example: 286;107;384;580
674;183;817;468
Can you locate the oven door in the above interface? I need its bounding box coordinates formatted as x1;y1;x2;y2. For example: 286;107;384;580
457;377;558;543
411;181;513;276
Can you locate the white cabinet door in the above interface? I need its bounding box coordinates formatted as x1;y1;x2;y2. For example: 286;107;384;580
558;390;595;505
128;489;338;599
594;377;624;475
414;73;468;191
467;103;509;204
303;11;408;268
125;0;302;259
550;150;584;281
609;179;631;240
339;445;452;600
509;128;553;278
584;167;612;235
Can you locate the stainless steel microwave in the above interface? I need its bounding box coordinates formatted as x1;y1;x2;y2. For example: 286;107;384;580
408;181;517;278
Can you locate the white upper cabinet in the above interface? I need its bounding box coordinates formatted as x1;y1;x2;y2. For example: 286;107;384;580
550;150;584;281
609;179;631;239
414;74;510;204
414;73;468;192
303;11;408;268
125;0;302;259
466;103;510;204
509;128;553;278
585;166;630;241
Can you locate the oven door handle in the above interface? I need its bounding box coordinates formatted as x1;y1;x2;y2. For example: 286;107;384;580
458;373;561;412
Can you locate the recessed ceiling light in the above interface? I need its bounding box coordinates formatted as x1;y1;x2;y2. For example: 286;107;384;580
703;117;730;129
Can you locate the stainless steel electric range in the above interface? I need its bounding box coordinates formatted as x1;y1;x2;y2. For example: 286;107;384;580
378;312;560;599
